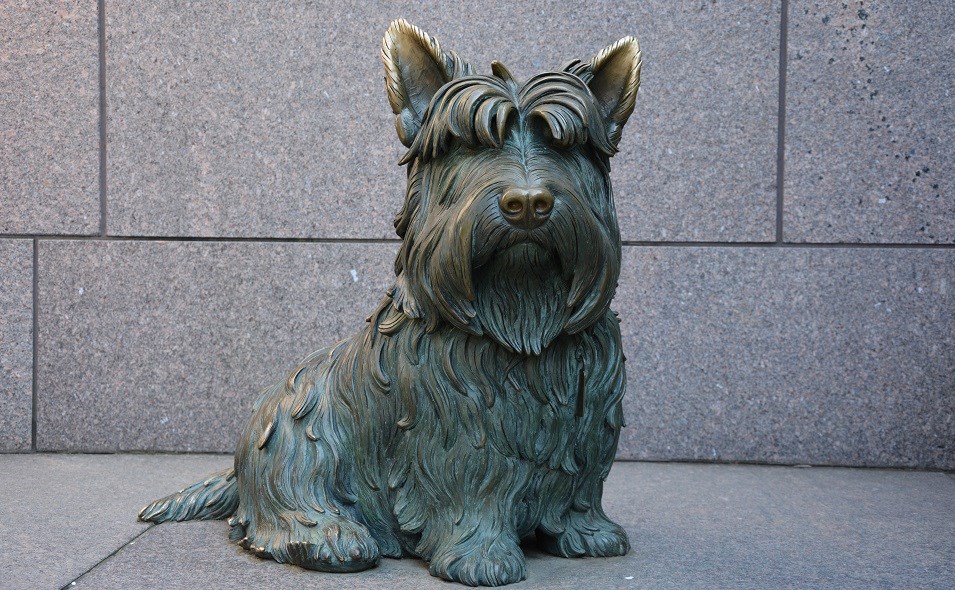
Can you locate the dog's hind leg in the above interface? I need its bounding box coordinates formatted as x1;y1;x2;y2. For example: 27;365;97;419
230;355;381;573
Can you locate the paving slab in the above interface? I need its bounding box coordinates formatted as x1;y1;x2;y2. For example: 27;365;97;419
67;461;954;590
0;453;231;590
106;0;779;241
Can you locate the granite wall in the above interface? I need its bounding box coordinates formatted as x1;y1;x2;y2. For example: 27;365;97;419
1;1;952;468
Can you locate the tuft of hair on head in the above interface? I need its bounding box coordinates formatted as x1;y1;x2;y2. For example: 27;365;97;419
490;60;517;84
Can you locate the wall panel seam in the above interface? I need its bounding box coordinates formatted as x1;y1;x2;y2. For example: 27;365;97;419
775;0;789;243
98;0;108;236
3;235;952;249
8;234;953;246
31;239;38;452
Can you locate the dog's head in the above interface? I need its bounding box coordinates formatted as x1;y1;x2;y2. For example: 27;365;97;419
381;20;641;355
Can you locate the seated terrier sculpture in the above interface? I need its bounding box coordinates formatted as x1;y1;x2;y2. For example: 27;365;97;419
141;19;642;587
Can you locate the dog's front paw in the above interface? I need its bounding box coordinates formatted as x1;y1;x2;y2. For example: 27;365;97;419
539;511;630;558
289;519;381;573
429;535;526;586
242;516;381;573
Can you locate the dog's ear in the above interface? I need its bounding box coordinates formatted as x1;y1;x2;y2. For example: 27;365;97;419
382;19;470;146
564;37;642;147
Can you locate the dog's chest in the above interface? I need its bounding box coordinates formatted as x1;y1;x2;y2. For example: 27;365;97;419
387;327;604;474
494;349;588;470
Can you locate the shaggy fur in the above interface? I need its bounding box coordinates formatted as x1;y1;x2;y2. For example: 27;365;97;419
140;19;642;587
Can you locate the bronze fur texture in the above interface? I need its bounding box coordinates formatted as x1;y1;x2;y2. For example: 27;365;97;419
140;19;642;587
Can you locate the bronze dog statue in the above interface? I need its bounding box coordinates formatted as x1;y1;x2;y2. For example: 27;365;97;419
141;19;642;587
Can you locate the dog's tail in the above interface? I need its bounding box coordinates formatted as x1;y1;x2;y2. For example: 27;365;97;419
138;468;238;523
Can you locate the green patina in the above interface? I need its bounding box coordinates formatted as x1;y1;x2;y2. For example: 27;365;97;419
140;19;642;587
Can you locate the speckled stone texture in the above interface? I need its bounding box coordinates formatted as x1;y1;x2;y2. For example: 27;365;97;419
10;0;954;471
106;0;779;241
0;240;33;451
617;246;955;469
785;1;955;243
36;240;397;451
0;0;99;235
0;454;230;590
34;241;955;467
66;461;955;590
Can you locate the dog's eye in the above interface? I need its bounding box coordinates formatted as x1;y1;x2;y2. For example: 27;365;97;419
527;117;550;140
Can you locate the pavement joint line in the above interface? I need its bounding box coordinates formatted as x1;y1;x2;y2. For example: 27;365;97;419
59;523;156;589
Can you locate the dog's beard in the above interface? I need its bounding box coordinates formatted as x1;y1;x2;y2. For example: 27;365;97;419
472;243;571;355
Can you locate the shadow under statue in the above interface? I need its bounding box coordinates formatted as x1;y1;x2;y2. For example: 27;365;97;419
141;19;642;587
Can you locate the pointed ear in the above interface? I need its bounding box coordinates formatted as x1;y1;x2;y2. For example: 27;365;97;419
565;37;642;146
381;19;470;146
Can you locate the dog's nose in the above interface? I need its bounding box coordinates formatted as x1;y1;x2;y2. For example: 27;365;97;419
499;186;554;229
